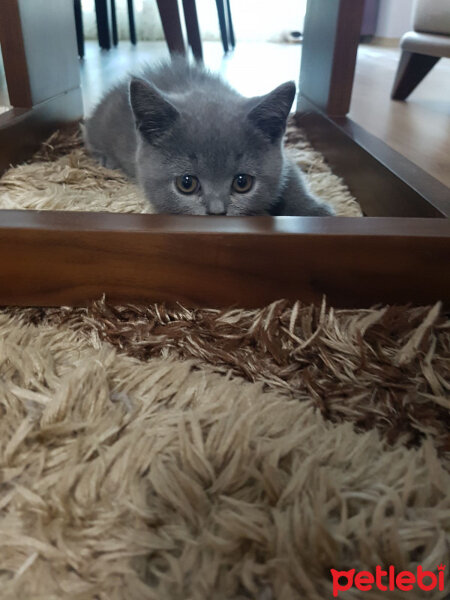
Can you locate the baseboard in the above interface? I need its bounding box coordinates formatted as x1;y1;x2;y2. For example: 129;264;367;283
369;36;401;47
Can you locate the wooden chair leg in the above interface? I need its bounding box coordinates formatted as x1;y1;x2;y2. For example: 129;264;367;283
215;0;229;53
391;51;440;100
127;0;137;45
225;0;235;48
95;0;111;49
110;0;118;46
73;0;85;58
156;0;186;56
182;0;203;62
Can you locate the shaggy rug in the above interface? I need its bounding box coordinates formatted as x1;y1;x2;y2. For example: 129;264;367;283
0;301;449;600
0;128;449;599
0;122;362;216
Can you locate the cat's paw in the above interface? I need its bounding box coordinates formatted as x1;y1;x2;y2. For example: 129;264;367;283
90;151;119;170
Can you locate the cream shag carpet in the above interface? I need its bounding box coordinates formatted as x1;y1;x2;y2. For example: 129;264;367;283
0;122;362;216
0;128;449;600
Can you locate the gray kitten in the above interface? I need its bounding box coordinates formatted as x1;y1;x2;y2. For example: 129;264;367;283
84;57;333;216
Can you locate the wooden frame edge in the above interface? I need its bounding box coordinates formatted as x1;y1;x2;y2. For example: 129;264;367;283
1;211;449;308
0;90;83;174
296;101;450;219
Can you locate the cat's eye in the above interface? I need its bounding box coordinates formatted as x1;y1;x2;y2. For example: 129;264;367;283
232;174;254;194
176;174;199;194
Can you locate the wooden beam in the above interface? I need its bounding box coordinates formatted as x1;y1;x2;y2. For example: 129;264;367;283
299;0;364;116
0;211;449;308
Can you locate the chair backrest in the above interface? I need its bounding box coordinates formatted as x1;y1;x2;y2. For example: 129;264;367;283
413;0;450;36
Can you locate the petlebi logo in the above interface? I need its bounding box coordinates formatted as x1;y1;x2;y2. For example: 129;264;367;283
330;564;446;597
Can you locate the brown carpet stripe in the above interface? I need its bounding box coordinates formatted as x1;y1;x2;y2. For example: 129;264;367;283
11;299;450;457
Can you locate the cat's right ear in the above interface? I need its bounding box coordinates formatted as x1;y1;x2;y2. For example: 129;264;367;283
129;78;179;144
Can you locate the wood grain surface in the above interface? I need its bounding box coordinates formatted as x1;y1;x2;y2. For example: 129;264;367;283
296;103;450;219
1;211;449;308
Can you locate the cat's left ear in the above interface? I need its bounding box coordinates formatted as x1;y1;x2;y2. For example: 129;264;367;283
247;81;296;143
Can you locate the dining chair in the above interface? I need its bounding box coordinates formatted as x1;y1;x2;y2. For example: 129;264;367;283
74;0;203;61
391;0;450;100
94;0;136;50
215;0;235;53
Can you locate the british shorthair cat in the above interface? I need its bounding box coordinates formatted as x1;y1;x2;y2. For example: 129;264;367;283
84;57;334;216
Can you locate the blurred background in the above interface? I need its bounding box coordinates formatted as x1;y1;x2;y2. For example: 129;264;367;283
79;0;308;43
1;0;448;187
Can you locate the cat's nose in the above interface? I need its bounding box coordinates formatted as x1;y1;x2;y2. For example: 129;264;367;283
206;199;227;215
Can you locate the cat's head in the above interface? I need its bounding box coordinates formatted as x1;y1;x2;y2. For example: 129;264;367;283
129;77;296;215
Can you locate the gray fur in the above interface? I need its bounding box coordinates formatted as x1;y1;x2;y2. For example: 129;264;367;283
84;57;334;216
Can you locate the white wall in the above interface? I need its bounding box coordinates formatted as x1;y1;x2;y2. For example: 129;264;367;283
375;0;415;38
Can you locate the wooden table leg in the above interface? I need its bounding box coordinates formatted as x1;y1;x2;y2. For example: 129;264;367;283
0;0;82;108
182;0;203;61
0;0;83;171
299;0;364;116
